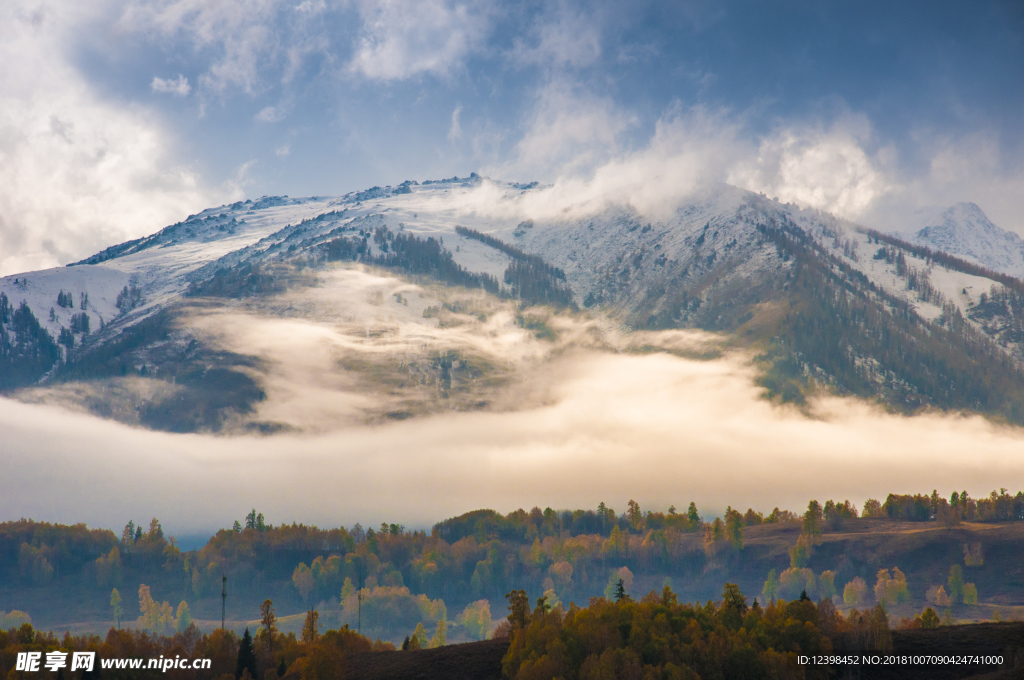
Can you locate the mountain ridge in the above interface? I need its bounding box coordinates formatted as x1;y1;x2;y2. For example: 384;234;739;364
4;178;1024;431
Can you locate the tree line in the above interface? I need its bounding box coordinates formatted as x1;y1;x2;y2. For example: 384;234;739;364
753;214;1024;423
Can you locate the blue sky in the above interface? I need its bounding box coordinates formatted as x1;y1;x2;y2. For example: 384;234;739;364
1;0;1022;275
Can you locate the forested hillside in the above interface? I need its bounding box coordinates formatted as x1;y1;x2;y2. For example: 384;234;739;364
4;488;1024;645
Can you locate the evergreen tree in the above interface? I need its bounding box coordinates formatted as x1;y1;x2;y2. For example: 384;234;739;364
614;578;626;602
235;628;257;680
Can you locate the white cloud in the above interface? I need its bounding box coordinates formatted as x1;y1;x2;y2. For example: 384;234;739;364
476;89;1024;238
467;101;746;221
150;74;191;96
348;0;494;81
120;0;294;94
275;144;291;156
0;0;223;276
494;81;637;183
510;1;602;70
727;115;893;219
447;104;463;142
121;0;492;90
256;105;285;122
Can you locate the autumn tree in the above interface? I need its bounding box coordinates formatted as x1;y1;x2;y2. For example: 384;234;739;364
724;506;744;548
844;577;867;606
862;498;883;517
411;622;428;649
256;599;277;658
948;565;965;604
762;569;779;602
120;521;135;559
789;532;815;568
301;610;320;643
720;583;748;630
459;600;491;641
874;568;909;608
95;547;121;587
626;500;643;531
505;590;530;630
428;618;447;648
803;500;823;537
920;607;940;629
963;583;978;605
937;502;962;528
110;588;122;629
819;570;836;600
292;563;314;604
176;601;192;633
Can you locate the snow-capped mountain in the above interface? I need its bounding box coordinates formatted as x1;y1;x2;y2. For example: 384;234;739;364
895;203;1024;278
3;177;1024;432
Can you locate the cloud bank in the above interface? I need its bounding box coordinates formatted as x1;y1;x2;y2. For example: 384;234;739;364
477;94;1024;234
4;335;1024;536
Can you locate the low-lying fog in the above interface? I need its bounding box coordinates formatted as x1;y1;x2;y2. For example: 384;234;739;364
3;335;1024;536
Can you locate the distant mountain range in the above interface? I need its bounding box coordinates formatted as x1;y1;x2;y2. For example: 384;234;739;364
895;202;1024;278
3;178;1024;431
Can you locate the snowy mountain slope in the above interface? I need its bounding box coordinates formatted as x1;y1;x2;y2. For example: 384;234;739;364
4;176;1024;431
894;203;1024;278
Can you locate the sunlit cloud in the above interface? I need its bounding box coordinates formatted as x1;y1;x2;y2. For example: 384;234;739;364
468;103;746;221
4;346;1024;535
0;0;223;276
727;114;893;219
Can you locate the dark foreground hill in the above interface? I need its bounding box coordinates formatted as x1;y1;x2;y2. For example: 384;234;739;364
344;639;509;680
854;622;1024;680
340;625;1024;680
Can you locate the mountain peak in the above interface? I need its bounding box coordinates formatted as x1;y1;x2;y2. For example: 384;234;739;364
897;202;1024;277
